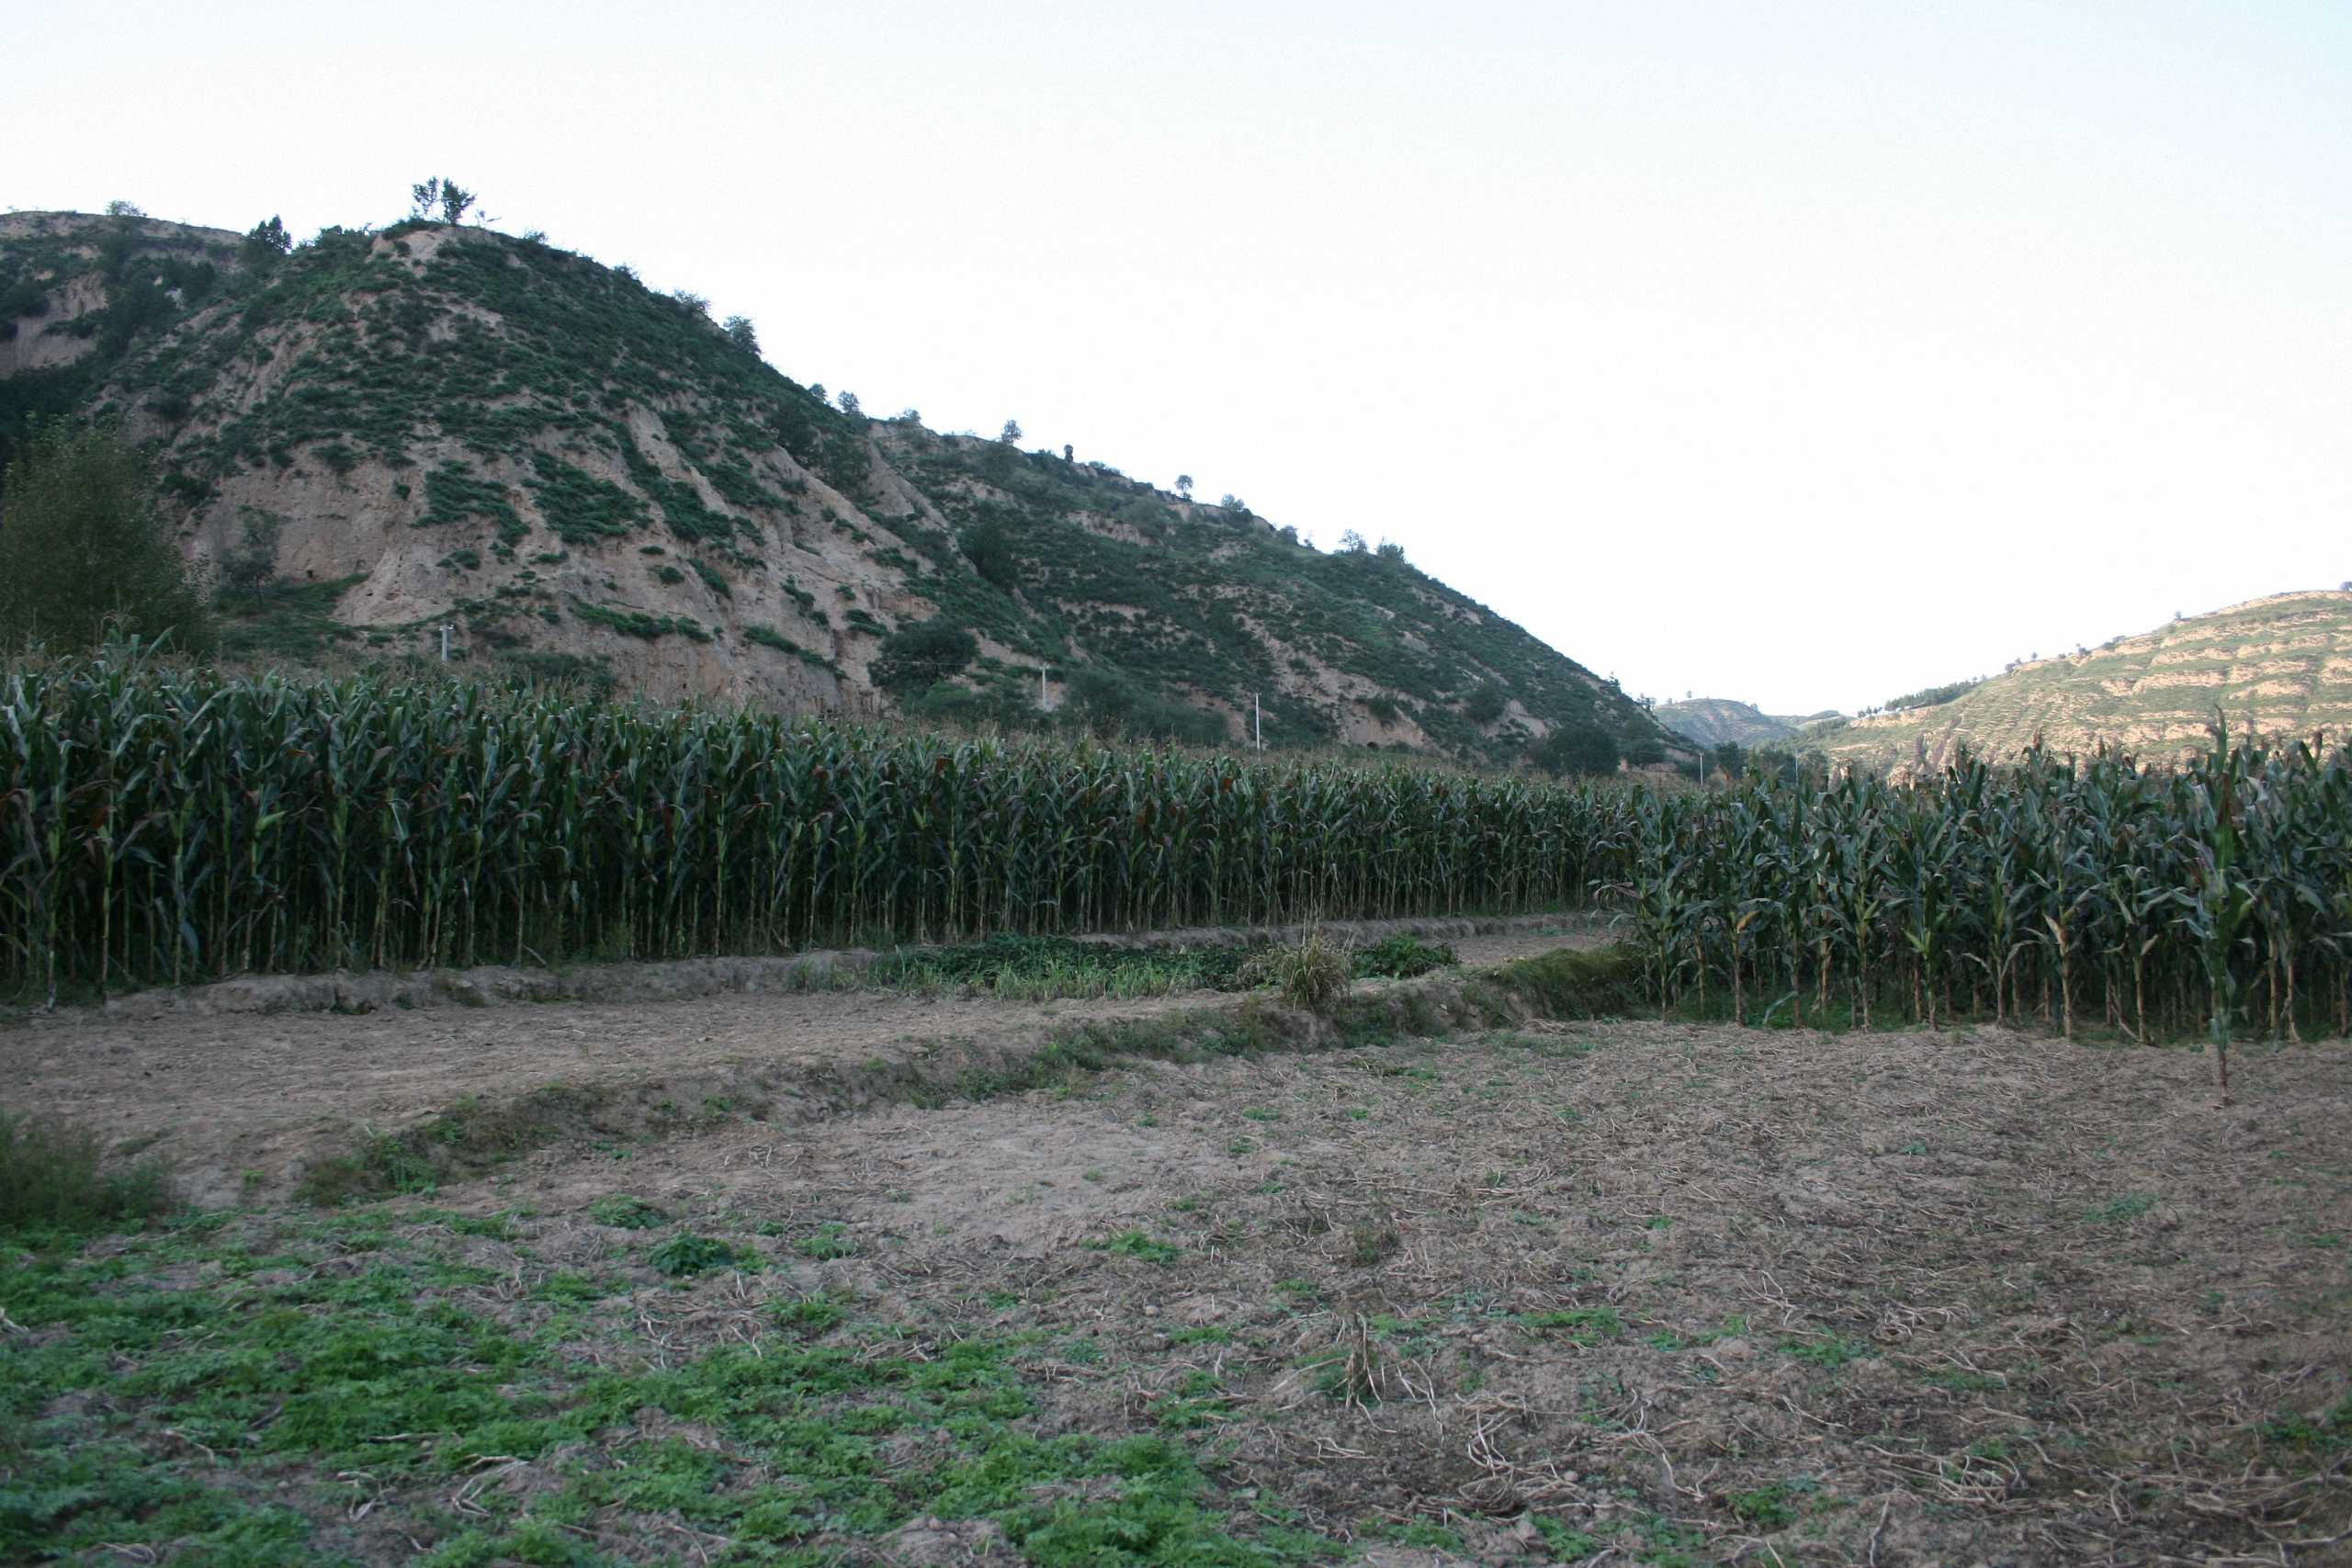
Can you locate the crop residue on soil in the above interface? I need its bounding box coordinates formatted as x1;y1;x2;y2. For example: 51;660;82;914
17;1013;2341;1565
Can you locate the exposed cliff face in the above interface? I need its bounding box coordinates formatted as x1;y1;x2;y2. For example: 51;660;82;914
3;209;1684;763
1815;591;2352;773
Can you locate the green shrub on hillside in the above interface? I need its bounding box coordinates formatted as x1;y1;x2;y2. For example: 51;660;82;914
872;619;978;694
0;422;214;656
1534;722;1622;778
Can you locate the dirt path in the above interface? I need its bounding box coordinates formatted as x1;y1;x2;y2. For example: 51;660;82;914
1;922;1609;1202
1;987;1197;1203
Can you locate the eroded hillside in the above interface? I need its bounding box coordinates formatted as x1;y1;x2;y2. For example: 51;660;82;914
1815;591;2352;771
1;209;1679;764
1654;697;1841;750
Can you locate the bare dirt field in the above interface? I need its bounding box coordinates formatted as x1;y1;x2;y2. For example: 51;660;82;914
6;976;2348;1565
468;1021;2352;1566
0;921;1604;1208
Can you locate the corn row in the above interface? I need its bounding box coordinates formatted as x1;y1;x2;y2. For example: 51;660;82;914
8;651;2345;1044
1613;731;2352;1042
1;654;1617;994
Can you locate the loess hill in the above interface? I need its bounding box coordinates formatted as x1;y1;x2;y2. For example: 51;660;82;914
1810;590;2352;773
1653;696;1840;750
0;209;1679;766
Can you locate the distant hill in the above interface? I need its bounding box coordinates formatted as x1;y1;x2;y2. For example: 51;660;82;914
0;209;1689;766
1656;697;1841;750
1815;591;2352;773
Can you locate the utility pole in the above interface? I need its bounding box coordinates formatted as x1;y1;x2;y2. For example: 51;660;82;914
1038;663;1050;713
1253;693;1262;751
439;624;453;661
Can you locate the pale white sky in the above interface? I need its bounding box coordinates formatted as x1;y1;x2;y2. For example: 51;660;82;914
12;1;2348;713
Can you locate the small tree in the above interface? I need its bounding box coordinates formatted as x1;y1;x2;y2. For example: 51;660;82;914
837;390;861;416
672;289;711;317
1174;474;1193;498
960;521;1018;590
0;422;214;655
241;215;292;267
1532;722;1621;779
103;199;145;218
721;315;759;355
438;179;477;225
871;619;978;694
1375;538;1405;563
808;383;827;404
1062;444;1073;462
1219;494;1246;512
1000;419;1023;444
898;407;922;424
217;508;282;600
1337;528;1369;553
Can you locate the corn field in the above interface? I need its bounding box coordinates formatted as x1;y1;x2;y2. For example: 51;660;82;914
6;653;2347;1048
1611;730;2352;1048
0;654;1618;998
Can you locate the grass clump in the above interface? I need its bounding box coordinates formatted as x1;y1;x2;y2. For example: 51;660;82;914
1241;929;1351;1013
1352;933;1456;979
868;932;1255;1001
2084;1191;2158;1225
1727;1477;1820;1529
792;1222;858;1259
1516;1306;1622;1344
2261;1395;2351;1456
647;1234;740;1278
1778;1332;1873;1370
587;1193;667;1229
0;1111;175;1235
1346;1216;1401;1268
1087;1230;1182;1264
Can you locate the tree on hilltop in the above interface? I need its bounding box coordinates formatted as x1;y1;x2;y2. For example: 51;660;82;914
1174;474;1193;498
241;216;292;268
722;315;759;355
409;177;478;225
1000;419;1023;444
